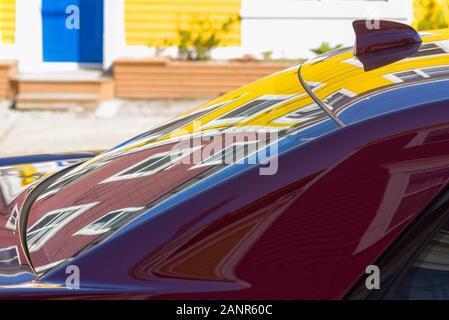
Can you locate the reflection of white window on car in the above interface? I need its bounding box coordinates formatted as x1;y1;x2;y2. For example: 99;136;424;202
272;103;323;124
5;205;19;231
132;101;232;143
419;32;435;37
322;89;356;110
342;57;364;68
306;82;323;91
411;41;449;58
384;64;449;83
101;146;202;183
36;160;111;201
203;95;300;128
424;65;449;77
74;207;144;236
0;246;20;270
190;141;259;170
27;203;98;252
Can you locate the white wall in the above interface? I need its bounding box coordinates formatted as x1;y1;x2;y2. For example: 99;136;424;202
240;0;415;59
103;0;126;70
14;0;42;71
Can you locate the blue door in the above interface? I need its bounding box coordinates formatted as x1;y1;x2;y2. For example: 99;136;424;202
42;0;104;63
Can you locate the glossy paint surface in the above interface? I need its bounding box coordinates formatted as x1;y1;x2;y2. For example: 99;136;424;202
2;28;449;299
0;154;94;286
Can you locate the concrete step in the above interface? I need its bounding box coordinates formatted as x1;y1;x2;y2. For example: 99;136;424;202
15;93;100;110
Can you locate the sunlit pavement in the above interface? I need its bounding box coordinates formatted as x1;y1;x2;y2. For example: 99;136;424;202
0;99;206;157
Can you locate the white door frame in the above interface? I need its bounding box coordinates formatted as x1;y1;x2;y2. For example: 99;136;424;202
15;0;110;72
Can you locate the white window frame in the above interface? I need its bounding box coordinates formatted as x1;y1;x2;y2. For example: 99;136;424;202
74;207;144;236
101;146;202;183
384;64;449;84
189;141;259;170
27;202;99;252
5;205;19;231
202;95;300;129
322;89;356;110
272;103;323;125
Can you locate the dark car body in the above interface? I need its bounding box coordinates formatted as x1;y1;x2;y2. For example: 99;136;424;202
2;28;449;299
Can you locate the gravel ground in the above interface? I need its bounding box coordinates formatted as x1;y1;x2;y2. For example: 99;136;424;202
0;99;207;157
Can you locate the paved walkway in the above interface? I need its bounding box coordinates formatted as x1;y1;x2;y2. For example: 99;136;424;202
0;99;207;157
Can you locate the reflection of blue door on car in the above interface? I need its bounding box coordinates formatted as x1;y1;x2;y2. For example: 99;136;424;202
42;0;103;63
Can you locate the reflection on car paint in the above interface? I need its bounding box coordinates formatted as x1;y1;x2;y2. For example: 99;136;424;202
0;159;85;206
2;29;449;298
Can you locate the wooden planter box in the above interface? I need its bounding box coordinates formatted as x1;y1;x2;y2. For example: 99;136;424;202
114;58;291;99
0;61;17;99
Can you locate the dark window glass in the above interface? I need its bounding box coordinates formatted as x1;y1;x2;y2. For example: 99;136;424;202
28;212;59;233
396;71;423;81
323;92;352;109
219;99;284;120
89;211;124;229
219;100;268;119
106;210;141;230
391;222;449;299
0;247;17;262
237;100;282;118
412;43;446;58
119;154;169;176
425;66;449;78
0;247;19;269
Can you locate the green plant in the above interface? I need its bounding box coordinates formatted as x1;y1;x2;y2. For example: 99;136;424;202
177;17;236;61
310;42;343;56
261;51;274;60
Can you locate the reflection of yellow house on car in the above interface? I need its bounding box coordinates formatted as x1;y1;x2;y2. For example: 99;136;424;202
164;30;449;132
80;28;449;167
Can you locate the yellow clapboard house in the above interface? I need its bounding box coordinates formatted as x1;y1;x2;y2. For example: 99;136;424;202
0;0;15;44
124;0;241;47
